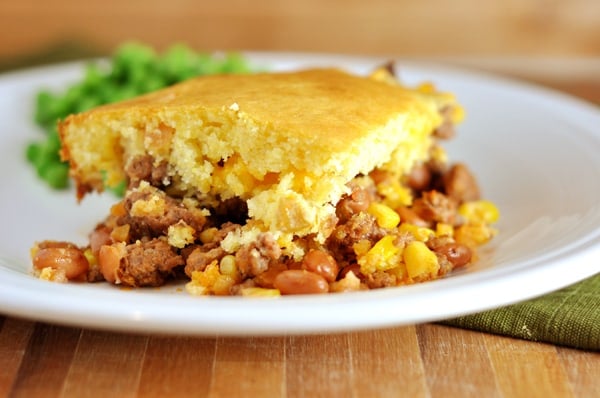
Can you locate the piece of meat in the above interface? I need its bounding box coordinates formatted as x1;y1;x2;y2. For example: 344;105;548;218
118;185;207;240
442;163;481;203
126;155;170;188
117;238;184;287
184;246;226;275
364;270;398;289
411;190;457;225
326;212;386;265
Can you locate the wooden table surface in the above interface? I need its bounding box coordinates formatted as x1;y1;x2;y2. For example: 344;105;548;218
1;63;599;398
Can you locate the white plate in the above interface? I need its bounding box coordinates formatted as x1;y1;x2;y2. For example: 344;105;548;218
0;53;599;336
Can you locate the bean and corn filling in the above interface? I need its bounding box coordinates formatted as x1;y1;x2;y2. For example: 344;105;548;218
31;145;499;296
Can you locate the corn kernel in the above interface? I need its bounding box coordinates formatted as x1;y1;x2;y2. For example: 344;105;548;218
358;235;402;275
241;287;281;297
212;275;236;296
451;105;466;123
403;241;439;279
399;223;435;242
353;239;372;256
417;82;436;94
83;248;97;266
367;203;400;229
455;223;497;247
435;223;454;237
219;255;239;279
199;227;218;244
458;200;500;224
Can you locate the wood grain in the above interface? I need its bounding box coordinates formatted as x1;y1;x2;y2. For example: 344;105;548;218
484;334;574;398
285;334;353;397
557;347;600;396
0;317;598;397
9;324;80;398
349;326;427;397
417;324;500;397
210;337;285;397
137;336;216;397
60;331;148;397
0;318;35;396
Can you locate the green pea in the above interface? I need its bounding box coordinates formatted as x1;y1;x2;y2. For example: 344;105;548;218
25;142;42;164
41;162;70;189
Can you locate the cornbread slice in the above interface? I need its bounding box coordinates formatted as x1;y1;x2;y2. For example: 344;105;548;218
59;68;460;242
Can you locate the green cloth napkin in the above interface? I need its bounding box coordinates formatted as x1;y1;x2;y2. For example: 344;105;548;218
442;273;600;351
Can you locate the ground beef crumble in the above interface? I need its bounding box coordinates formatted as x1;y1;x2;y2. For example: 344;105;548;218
117;238;184;287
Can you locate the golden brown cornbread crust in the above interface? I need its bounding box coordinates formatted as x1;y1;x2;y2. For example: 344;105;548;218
59;68;459;241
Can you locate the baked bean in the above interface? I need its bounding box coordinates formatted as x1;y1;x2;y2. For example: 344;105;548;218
369;169;393;185
273;270;329;295
89;226;112;255
254;262;287;288
443;163;480;203
407;163;432;191
301;250;339;282
98;244;126;283
336;187;372;222
32;242;89;280
396;206;430;227
433;243;472;268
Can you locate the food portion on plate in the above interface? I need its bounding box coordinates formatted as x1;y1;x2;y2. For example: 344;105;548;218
30;64;499;296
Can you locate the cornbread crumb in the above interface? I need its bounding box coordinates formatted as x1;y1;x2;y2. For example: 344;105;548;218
167;221;196;248
39;267;68;283
130;183;166;217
